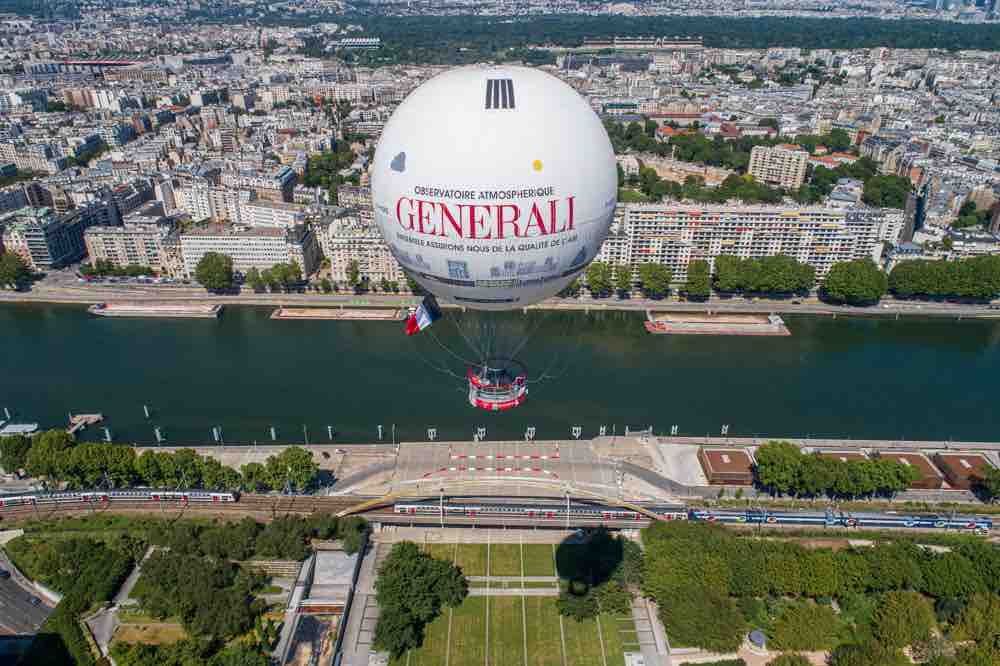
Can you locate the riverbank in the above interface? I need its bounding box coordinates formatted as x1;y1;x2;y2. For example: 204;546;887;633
3;283;1000;319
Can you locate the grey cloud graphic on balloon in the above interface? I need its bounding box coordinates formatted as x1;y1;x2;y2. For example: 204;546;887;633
390;152;406;173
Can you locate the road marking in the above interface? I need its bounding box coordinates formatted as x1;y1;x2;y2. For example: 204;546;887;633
596;613;608;666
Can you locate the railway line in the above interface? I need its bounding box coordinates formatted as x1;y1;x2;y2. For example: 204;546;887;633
0;490;994;537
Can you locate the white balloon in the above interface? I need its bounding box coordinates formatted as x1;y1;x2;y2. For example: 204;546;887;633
371;65;617;310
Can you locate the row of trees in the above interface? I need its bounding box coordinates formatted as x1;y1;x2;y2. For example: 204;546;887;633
80;259;155;278
714;255;815;294
244;262;302;293
0;430;321;492
642;520;1000;663
754;440;920;498
889;255;1000;301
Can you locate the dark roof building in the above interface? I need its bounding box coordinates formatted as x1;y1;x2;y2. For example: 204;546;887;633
816;450;868;463
698;447;754;486
933;452;995;490
876;451;945;490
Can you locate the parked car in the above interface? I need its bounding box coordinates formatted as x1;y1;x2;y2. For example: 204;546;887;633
0;568;10;579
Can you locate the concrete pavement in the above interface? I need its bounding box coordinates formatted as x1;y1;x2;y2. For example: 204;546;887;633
5;278;1000;319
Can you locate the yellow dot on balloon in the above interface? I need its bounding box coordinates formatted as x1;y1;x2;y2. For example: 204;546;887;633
532;159;543;172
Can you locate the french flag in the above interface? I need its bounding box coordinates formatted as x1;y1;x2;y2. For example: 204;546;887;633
405;294;442;336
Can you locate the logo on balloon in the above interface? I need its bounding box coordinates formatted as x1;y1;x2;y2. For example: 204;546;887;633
391;152;407;173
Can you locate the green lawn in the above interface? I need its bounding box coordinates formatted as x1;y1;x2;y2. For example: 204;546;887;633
525;597;565;666
600;614;630;666
382;558;631;666
451;597;488;664
521;545;556;577
454;544;488;577
489;544;523;576
489;597;525;666
409;606;451;666
562;613;607;666
422;543;456;563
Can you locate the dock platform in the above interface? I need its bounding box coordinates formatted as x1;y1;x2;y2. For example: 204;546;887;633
270;307;406;321
645;311;791;336
88;303;222;319
67;413;103;435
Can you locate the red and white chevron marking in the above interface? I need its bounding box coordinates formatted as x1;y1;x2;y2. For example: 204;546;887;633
421;466;559;479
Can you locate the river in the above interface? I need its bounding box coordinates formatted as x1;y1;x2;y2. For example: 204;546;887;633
2;304;999;444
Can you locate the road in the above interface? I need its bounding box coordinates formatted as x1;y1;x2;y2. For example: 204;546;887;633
0;579;50;635
4;270;1000;319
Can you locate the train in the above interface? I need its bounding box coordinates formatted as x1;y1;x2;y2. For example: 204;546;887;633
392;501;993;534
686;508;993;534
0;489;239;508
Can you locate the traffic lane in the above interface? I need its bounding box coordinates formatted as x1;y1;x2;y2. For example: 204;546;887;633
0;579;51;634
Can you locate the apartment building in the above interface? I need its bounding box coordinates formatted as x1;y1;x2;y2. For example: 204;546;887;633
179;224;320;277
0;203;111;270
220;166;296;203
84;203;182;275
748;144;809;190
317;209;404;285
240;200;306;228
597;203;904;283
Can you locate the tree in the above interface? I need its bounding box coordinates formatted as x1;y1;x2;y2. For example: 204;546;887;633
862;175;911;209
683;260;712;299
0;434;31;474
346;259;361;290
771;602;842;650
0;252;31;289
586;261;612;296
753;441;802;495
320;278;333;293
823;258;887;304
637;263;672;299
194;252;234;292
374;541;467;658
873;591;936;648
828;641;909;666
25;430;75;479
951;593;1000;645
264;447;319;493
975;467;1000;502
614;265;633;297
245;267;264;292
557;586;599;621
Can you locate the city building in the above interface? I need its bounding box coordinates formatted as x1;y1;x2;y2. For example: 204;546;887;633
83;202;182;275
597;204;904;283
697;447;755;486
317;209;405;286
933;453;995;490
875;451;944;490
240;200;306;228
0;204;105;270
179;224;320;278
748;144;809;190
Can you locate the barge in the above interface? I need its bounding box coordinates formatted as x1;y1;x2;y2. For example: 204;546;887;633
645;311;791;336
88;303;223;319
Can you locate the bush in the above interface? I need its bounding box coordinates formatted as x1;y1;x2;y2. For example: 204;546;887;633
872;591;936;648
557;587;599;621
770;601;843;650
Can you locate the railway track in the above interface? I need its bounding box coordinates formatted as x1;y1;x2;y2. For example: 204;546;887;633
0;494;369;524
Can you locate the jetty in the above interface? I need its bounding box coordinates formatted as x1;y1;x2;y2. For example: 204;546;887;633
270;307;406;321
67;413;103;435
645;311;791;336
88;303;222;319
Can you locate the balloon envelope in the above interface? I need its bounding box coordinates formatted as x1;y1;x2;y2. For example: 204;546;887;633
371;65;617;310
